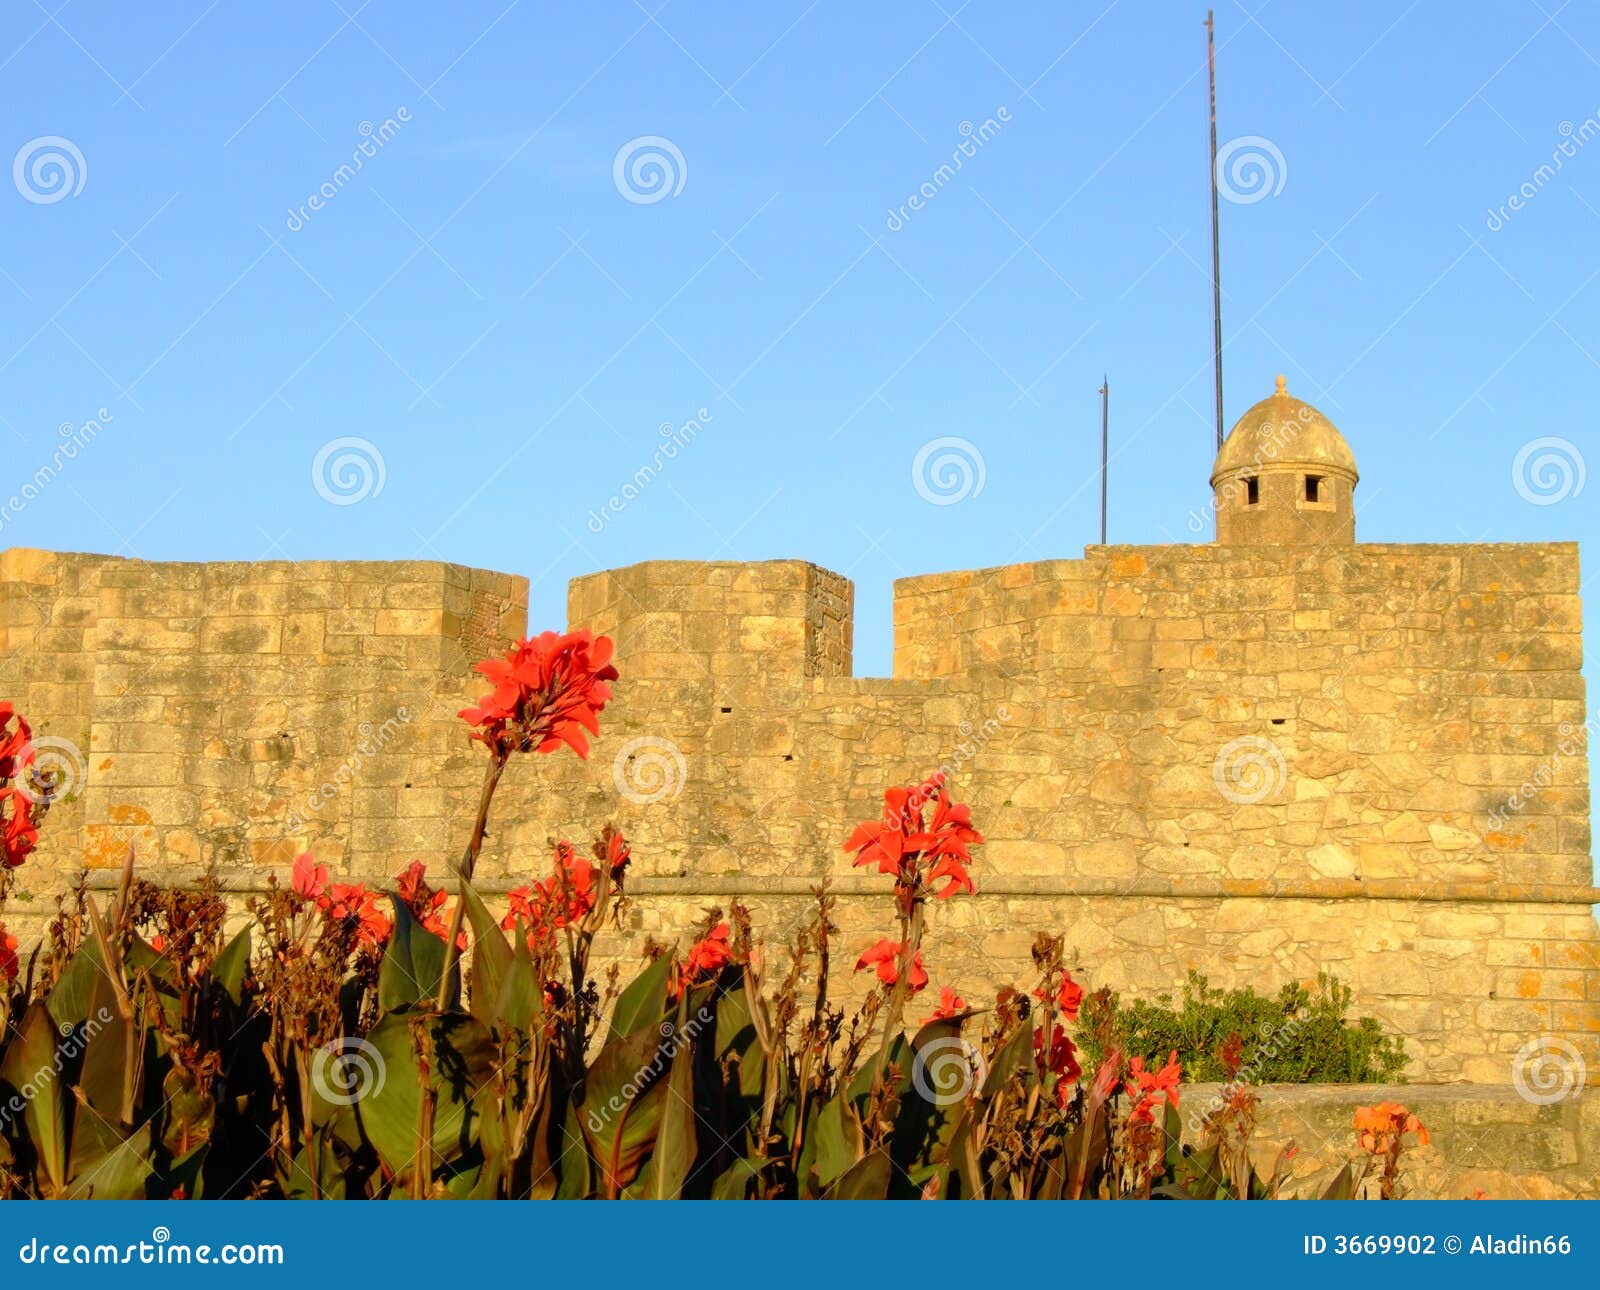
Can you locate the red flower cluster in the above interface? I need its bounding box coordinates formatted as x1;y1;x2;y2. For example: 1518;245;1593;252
0;703;38;870
670;922;733;997
1034;969;1084;1022
0;924;19;983
502;833;629;951
683;924;732;979
1035;1028;1083;1103
854;938;928;992
924;985;966;1022
396;861;465;949
843;779;983;899
1125;1051;1182;1125
1353;1101;1430;1153
291;853;391;948
459;630;618;759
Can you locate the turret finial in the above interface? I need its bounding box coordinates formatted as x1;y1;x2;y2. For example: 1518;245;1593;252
1274;374;1288;396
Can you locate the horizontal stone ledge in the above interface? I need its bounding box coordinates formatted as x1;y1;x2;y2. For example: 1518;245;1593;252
80;868;1600;906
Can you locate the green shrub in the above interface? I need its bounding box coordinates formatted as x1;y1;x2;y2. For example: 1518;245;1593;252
1080;970;1408;1084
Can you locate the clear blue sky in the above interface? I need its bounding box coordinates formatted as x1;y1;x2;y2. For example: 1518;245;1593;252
2;3;1595;709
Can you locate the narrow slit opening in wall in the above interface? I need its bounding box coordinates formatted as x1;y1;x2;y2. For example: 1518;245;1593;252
1304;474;1322;503
1245;476;1259;505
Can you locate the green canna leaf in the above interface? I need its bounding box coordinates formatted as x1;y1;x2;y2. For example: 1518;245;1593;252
822;1147;891;1200
710;1155;762;1200
635;1036;696;1199
606;953;672;1043
0;1003;69;1194
457;877;511;1027
379;898;454;1012
209;926;252;1006
353;1012;495;1177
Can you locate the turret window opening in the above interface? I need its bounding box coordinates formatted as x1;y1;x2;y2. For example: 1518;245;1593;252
1304;474;1323;503
1245;476;1259;505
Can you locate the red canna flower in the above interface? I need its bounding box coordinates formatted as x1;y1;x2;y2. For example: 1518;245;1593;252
501;840;608;950
602;827;631;882
395;861;465;949
1034;970;1084;1022
844;787;917;878
925;852;975;899
844;779;983;899
291;852;328;902
0;925;19;983
459;630;618;760
1034;1026;1083;1105
854;938;928;992
501;886;544;950
395;860;436;911
1353;1101;1429;1152
325;881;392;948
1091;1048;1123;1103
684;923;732;979
0;787;38;869
924;985;967;1022
545;842;597;927
0;704;39;871
0;703;34;784
667;923;734;999
291;854;390;947
1055;971;1084;1021
1125;1050;1182;1124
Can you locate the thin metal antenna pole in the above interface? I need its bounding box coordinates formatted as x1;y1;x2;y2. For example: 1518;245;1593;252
1206;9;1224;451
1099;376;1109;545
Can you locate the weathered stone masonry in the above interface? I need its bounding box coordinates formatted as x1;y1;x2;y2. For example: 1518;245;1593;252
0;380;1595;1094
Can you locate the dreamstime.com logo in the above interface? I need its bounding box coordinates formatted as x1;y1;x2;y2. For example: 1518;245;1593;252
1214;135;1287;204
285;707;412;830
1510;1036;1587;1106
285;109;412;232
1511;436;1585;506
612;736;687;805
585;1009;712;1132
1485;112;1600;231
912;437;986;506
612;136;687;204
13;135;87;204
18;1228;283;1267
0;409;115;536
1185;405;1312;533
586;408;711;533
312;436;387;505
0;1008;116;1134
17;735;85;806
1212;735;1287;805
884;109;1011;232
309;1036;387;1106
1488;716;1593;830
1185;1016;1307;1133
912;1036;987;1105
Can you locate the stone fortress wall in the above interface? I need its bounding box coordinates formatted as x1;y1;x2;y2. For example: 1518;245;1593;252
0;533;1595;1089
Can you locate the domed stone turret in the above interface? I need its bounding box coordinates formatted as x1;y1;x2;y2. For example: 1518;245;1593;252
1210;375;1358;544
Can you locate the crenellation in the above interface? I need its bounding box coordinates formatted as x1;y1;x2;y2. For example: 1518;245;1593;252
0;404;1597;1097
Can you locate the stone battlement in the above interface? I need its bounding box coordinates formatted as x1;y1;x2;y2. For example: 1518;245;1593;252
0;542;1595;1084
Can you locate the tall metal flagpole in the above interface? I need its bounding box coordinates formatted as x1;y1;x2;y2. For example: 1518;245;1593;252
1206;9;1224;452
1099;377;1109;545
